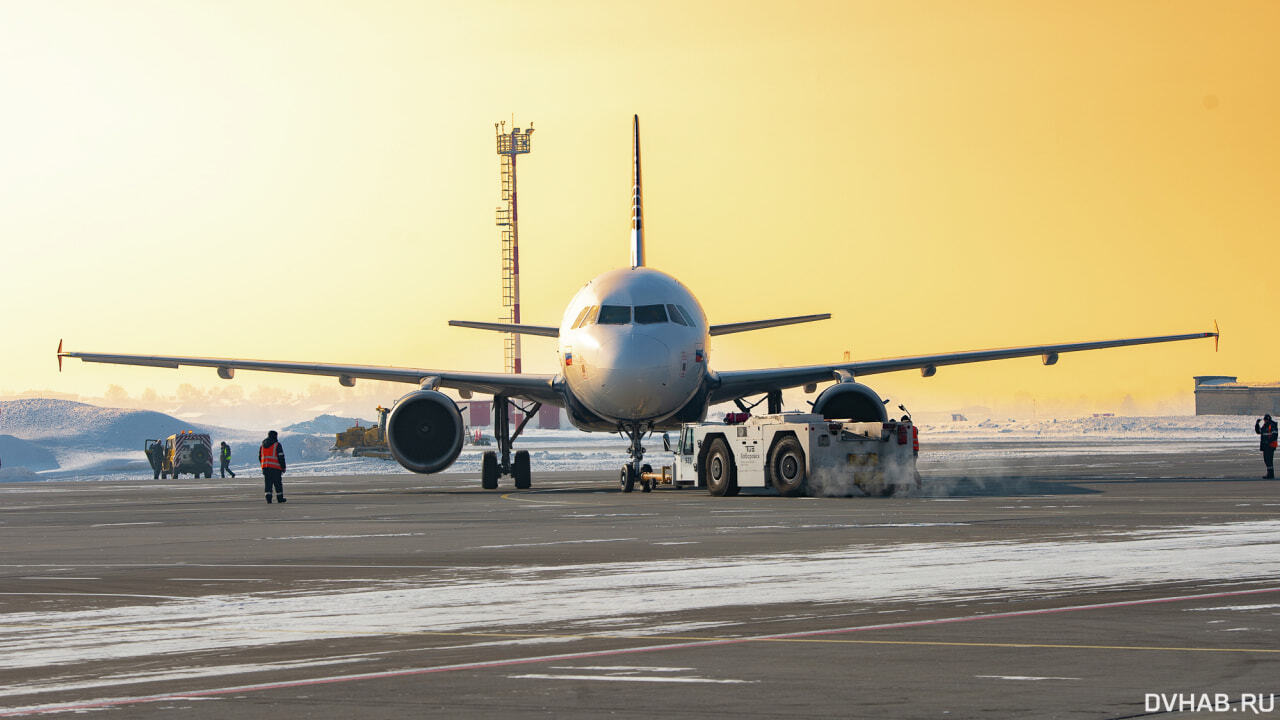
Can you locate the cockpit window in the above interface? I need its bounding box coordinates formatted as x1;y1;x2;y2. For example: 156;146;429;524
675;305;696;326
666;304;689;326
571;306;592;329
597;305;631;325
634;304;668;324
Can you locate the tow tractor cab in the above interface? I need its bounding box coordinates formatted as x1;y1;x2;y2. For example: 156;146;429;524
653;412;919;497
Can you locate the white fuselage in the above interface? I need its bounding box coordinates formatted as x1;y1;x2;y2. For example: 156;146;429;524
557;267;709;427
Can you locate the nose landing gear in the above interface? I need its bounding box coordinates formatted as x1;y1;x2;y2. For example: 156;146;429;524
618;423;655;493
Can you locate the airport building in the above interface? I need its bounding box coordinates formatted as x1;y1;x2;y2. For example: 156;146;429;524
1193;376;1280;415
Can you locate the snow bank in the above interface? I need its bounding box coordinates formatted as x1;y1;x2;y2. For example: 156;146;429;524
0;434;57;472
922;415;1257;442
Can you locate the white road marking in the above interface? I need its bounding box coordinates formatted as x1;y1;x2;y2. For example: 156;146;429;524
262;533;426;540
551;665;693;671
169;579;269;583
90;522;162;528
975;675;1080;681
508;673;754;684
476;538;636;549
16;578;99;581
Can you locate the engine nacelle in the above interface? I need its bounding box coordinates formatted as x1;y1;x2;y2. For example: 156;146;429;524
386;390;465;474
812;382;888;422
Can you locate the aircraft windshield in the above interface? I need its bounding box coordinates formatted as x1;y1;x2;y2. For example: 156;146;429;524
597;305;631;324
666;304;689;326
634;304;668;324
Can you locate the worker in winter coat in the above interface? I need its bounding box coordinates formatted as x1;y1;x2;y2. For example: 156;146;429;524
1256;414;1278;479
219;441;236;478
259;430;287;503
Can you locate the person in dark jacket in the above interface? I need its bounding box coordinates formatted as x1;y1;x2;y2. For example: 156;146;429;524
1256;414;1278;479
219;441;236;478
259;430;287;503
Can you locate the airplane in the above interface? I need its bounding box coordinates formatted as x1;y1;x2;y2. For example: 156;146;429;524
58;116;1219;494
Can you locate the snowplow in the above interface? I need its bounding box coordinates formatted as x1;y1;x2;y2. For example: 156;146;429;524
333;406;392;459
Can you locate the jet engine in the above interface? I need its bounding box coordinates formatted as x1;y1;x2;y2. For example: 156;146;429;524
812;382;888;422
386;390;465;474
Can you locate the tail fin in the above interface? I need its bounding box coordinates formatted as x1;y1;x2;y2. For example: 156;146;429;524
630;115;644;268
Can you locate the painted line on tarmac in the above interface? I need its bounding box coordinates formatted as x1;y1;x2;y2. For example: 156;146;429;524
758;638;1280;654
2;585;1278;717
500;488;592;505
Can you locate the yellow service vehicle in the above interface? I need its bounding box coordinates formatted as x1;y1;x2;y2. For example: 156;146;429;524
333;407;392;459
158;431;213;479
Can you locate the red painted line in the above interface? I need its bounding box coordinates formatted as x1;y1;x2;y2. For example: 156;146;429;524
3;585;1277;717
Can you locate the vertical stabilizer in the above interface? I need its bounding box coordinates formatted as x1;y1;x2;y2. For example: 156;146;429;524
630;115;645;268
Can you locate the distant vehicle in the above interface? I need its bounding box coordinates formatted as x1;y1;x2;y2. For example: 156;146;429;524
60;116;1219;493
333;407;392;459
159;431;212;479
648;413;918;497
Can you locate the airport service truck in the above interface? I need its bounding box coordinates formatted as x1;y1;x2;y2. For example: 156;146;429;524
642;413;918;497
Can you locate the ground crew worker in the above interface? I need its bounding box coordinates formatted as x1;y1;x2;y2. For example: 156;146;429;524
145;441;163;479
259;430;287;503
219;441;236;478
1256;414;1278;479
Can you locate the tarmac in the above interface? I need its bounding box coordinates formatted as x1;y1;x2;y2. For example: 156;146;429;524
1;439;1278;718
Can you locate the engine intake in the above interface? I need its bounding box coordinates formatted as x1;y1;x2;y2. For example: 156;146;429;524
386;390;465;474
812;382;888;422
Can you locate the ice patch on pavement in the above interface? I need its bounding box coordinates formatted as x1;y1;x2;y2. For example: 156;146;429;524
3;521;1280;672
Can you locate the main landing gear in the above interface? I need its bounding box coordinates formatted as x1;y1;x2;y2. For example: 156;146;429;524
481;394;541;491
618;422;655;493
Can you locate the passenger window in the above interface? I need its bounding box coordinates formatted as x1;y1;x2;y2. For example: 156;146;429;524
634;304;668;324
571;306;592;329
597;305;631;325
666;304;689;326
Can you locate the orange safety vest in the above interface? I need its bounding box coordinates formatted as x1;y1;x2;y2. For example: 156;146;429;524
259;442;282;470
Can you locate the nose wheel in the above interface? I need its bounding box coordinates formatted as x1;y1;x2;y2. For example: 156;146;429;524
619;423;654;493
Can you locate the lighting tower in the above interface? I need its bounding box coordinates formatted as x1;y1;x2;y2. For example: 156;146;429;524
495;120;534;374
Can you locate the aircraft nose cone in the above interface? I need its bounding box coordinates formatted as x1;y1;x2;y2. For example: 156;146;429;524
594;334;673;418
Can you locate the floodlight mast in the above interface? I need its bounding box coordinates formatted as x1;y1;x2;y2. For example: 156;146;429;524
494;120;534;374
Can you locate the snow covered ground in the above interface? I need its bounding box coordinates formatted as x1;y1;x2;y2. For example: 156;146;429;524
0;397;1265;483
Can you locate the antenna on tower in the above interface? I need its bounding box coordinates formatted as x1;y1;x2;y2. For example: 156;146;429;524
494;120;534;374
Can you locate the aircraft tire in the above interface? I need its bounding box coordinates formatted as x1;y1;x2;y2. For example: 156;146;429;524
768;435;808;497
513;450;531;490
619;465;636;493
705;438;737;497
481;452;499;490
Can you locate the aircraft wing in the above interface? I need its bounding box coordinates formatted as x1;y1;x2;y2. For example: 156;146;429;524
708;329;1218;404
57;345;562;405
448;320;560;337
709;313;831;336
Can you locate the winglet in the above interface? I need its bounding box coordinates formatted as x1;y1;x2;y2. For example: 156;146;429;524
630;114;644;268
57;338;63;372
1213;319;1220;352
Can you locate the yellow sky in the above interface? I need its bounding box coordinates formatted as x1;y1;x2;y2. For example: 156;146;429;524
2;0;1276;414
